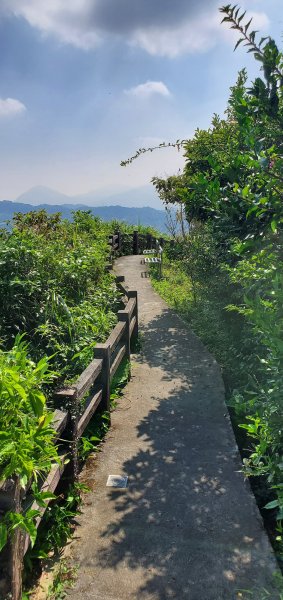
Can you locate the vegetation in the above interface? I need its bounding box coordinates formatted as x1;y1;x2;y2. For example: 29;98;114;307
46;559;77;600
141;5;283;559
0;209;154;575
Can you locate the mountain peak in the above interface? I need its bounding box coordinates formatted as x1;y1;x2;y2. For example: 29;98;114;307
14;184;163;210
16;186;69;206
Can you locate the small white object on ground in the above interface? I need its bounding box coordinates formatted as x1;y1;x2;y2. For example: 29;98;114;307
106;475;128;488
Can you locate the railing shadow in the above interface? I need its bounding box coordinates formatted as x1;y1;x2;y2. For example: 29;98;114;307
91;308;276;599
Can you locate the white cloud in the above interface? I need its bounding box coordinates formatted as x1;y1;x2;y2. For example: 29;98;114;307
131;17;217;57
132;11;270;57
2;1;270;57
125;81;171;99
0;98;26;117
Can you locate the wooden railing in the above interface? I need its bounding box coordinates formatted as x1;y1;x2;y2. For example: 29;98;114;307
1;230;172;598
0;275;138;600
108;230;169;258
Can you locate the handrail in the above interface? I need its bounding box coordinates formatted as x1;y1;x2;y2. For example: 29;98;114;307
0;274;138;600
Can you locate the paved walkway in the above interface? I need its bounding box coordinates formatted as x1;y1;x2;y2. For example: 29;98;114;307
66;256;278;600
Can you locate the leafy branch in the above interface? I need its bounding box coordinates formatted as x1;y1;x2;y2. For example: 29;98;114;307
219;4;283;81
120;140;186;167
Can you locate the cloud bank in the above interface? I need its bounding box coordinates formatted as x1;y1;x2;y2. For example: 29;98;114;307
2;0;269;57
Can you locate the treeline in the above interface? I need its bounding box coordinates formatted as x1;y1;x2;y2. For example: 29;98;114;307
148;6;283;557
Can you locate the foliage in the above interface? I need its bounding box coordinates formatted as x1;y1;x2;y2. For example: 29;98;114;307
0;336;58;483
0;211;154;562
0;336;59;550
25;482;88;563
0;210;121;384
137;5;283;553
46;559;77;600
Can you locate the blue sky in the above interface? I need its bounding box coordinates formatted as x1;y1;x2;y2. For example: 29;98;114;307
0;0;281;202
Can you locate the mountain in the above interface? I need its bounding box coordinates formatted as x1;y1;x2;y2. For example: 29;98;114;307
15;185;163;210
0;200;168;233
17;186;70;206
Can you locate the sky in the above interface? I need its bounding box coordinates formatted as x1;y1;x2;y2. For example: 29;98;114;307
0;0;282;203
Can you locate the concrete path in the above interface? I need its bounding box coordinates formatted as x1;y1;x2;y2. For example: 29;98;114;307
66;256;278;600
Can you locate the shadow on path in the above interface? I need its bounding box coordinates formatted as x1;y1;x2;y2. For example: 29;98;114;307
92;308;276;599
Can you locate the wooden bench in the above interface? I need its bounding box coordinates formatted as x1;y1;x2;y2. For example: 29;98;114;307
144;257;161;263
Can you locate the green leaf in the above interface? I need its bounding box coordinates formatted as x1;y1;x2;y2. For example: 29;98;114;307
242;186;250;198
244;18;253;33
264;499;279;510
234;38;245;51
238;10;246;24
29;391;45;417
246;205;259;218
271;220;278;233
0;522;8;551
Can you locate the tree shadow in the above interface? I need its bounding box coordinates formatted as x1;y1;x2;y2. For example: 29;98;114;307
89;308;277;599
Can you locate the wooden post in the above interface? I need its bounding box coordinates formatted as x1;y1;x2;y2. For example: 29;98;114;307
146;233;152;250
127;290;138;344
118;310;131;364
0;478;24;600
133;231;139;255
94;344;111;416
70;390;80;482
115;230;121;251
56;388;79;482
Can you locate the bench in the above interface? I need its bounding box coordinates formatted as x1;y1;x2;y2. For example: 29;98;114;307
144;257;161;263
141;242;163;277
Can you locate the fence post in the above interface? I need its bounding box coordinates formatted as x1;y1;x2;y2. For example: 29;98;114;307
70;390;80;482
115;230;121;252
133;231;139;255
93;344;111;416
146;233;152;250
117;310;131;365
127;290;138;345
55;388;79;482
0;478;24;600
11;478;24;600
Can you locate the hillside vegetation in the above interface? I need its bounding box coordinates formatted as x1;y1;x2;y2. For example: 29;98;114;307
0;210;158;556
146;6;283;558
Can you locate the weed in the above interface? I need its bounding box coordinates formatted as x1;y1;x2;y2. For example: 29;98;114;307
47;559;77;600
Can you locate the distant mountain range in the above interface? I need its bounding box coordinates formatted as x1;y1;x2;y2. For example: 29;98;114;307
15;184;163;210
0;200;168;233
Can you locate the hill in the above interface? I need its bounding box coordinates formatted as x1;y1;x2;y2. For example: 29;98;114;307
0;201;168;233
15;184;163;210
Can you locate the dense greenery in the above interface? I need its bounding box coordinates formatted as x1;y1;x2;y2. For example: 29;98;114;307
0;210;122;385
148;6;283;555
0;210;155;558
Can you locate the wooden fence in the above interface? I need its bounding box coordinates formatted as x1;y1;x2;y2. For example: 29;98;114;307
0;229;171;599
0;274;138;600
108;230;169;258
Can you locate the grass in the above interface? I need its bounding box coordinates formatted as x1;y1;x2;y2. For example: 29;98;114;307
151;260;193;316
